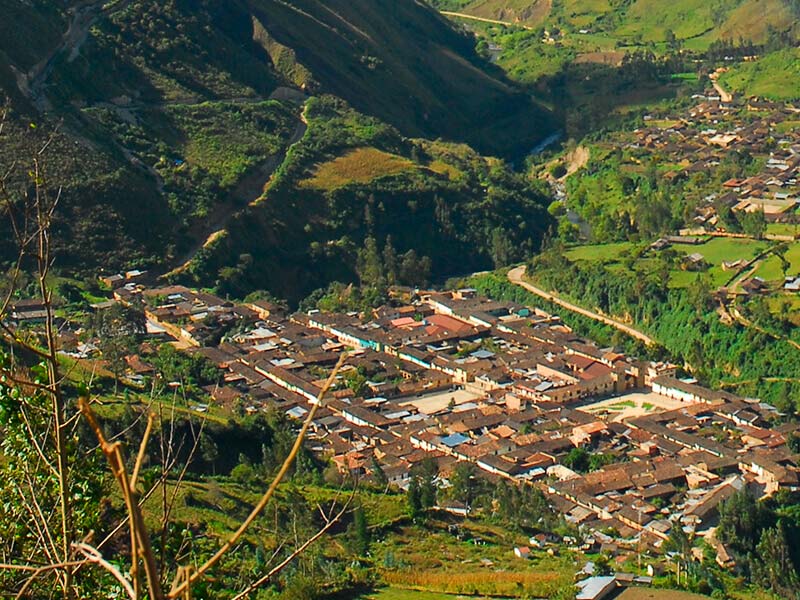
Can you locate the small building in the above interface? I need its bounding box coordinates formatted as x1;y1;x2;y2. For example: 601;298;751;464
683;253;706;271
513;546;531;559
576;576;617;600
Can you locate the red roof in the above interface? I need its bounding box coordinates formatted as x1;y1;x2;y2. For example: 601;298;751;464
425;314;473;334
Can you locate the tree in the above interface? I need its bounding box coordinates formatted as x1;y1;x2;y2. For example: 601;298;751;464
563;447;590;472
752;522;800;598
407;477;422;519
383;236;398;286
348;506;370;557
490;226;514;268
450;462;477;509
774;244;791;278
356;236;385;289
741;208;766;239
92;303;147;392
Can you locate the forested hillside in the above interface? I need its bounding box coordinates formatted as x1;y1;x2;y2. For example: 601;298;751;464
179;96;553;303
0;0;554;297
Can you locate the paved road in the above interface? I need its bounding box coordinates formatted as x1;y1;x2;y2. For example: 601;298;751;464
507;265;656;345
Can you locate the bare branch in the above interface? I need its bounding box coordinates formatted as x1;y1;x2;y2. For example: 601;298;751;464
168;351;351;598
79;398;165;600
73;542;136;600
131;412;155;489
230;495;354;600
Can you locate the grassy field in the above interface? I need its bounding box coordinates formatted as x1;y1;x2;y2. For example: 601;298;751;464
373;518;575;598
302;147;416;190
617;588;712;600
767;223;800;237
363;588;515;599
565;241;635;262
563;238;772;289
752;242;800;282
719;48;800;101
670;237;769;287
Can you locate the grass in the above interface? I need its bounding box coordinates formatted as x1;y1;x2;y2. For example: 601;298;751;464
373;519;575;598
671;237;765;264
302;147;416;190
719;48;800;101
616;588;712;600
363;589;514;600
767;223;800;238
670;237;769;287
565;241;635;262
752;243;800;282
563;238;771;290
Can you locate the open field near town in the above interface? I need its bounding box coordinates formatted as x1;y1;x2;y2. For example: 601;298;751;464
401;389;484;414
363;589;516;600
582;391;685;422
616;588;711;600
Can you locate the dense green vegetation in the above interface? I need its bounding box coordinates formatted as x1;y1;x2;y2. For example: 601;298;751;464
720;48;800;101
0;0;556;286
181;97;553;303
527;245;800;406
717;488;800;599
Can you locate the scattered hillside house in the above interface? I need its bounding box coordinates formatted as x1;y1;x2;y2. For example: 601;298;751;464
576;576;617;600
513;546;531;559
682;253;706;271
100;273;125;289
9;299;50;322
740;277;768;296
722;259;745;271
784;276;800;291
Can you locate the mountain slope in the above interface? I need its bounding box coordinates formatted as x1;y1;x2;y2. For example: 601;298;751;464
431;0;798;45
0;0;554;295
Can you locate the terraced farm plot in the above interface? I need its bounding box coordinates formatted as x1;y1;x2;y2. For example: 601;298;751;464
302;147;416;190
669;237;769;288
364;589;514;600
617;588;712;600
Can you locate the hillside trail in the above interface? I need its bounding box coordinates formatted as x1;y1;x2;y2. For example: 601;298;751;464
507;265;655;345
725;303;800;351
161;102;309;280
439;11;534;30
17;0;133;111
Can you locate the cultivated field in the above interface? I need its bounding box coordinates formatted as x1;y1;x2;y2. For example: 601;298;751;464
617;588;715;600
302;147;415;190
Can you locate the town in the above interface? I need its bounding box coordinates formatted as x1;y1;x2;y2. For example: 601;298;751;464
13;269;799;586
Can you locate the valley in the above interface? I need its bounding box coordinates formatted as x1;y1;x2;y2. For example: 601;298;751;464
2;1;800;599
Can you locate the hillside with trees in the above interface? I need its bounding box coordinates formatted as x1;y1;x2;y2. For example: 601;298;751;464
0;0;555;295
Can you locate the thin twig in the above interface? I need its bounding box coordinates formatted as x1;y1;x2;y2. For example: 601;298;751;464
230;495;354;600
73;542;136;600
168;352;350;598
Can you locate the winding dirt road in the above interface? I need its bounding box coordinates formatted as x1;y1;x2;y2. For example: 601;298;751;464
162;102;310;279
507;265;655;345
439;11;533;30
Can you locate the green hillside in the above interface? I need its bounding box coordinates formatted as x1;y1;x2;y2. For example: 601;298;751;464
433;0;798;46
0;0;555;291
179;96;553;303
719;47;800;100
